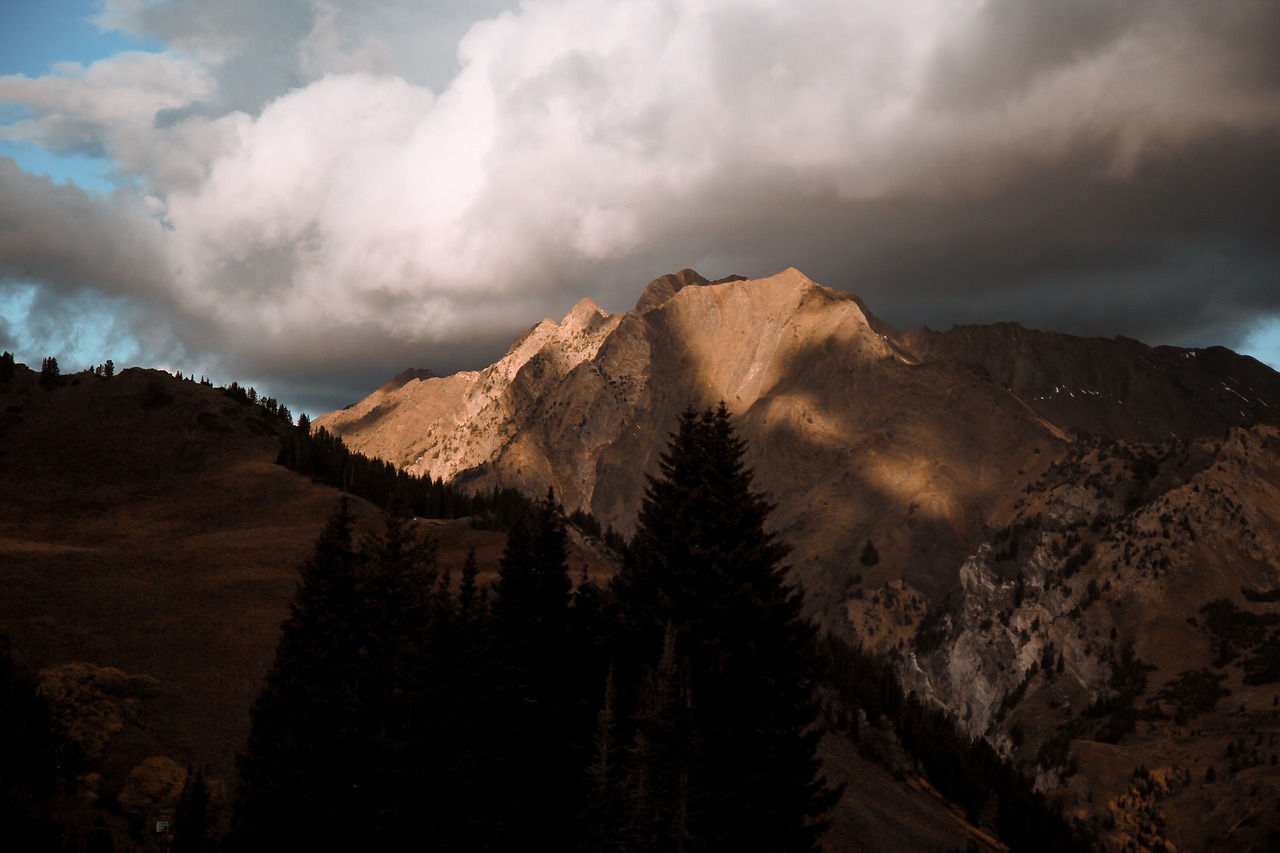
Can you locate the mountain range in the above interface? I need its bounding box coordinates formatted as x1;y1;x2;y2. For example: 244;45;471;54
318;268;1280;850
318;267;1280;608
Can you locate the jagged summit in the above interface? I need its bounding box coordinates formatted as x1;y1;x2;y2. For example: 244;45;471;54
634;268;749;312
634;267;707;312
562;296;608;330
378;367;435;394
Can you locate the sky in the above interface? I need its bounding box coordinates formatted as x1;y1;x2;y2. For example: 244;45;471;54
1;0;1278;416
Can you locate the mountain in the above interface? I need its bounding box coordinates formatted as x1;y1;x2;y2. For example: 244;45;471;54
317;268;1280;612
319;268;1280;851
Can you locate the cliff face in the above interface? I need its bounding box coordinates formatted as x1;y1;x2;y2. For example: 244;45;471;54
883;424;1280;850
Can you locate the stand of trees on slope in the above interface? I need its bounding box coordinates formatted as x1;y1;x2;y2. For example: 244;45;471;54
816;635;1094;852
277;420;550;529
233;406;835;851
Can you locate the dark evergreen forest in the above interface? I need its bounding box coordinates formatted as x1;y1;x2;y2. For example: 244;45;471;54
231;406;838;851
233;405;1092;851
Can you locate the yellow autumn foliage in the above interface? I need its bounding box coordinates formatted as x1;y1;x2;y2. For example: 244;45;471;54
119;756;187;814
37;661;160;762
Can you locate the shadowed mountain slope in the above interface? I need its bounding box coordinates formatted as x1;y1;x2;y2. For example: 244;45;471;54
0;368;549;793
0;368;364;789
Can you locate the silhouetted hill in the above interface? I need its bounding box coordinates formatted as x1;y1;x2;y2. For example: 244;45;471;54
0;367;548;846
0;368;355;785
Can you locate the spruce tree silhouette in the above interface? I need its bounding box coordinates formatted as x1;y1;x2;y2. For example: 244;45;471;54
611;404;837;852
234;501;447;851
488;492;580;848
232;497;367;850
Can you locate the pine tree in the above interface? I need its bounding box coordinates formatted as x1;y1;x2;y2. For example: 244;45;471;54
38;356;59;388
458;547;480;625
626;624;697;851
173;765;212;853
488;492;581;847
611;404;837;851
415;545;493;851
231;498;368;850
354;508;438;848
581;664;626;851
233;501;449;850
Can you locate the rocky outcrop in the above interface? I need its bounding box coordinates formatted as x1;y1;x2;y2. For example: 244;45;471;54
893;425;1280;849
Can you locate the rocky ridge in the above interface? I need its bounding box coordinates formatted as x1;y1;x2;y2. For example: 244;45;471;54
318;268;1280;617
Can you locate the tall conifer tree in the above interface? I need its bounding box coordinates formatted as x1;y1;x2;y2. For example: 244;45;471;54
488;492;581;847
611;404;837;851
354;508;438;847
233;500;442;850
232;497;367;849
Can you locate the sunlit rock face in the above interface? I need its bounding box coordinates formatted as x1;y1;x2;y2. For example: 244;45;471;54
317;268;1280;620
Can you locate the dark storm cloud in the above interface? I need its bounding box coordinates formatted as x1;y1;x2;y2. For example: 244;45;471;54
808;129;1280;348
0;158;168;298
0;0;1277;412
924;0;1155;109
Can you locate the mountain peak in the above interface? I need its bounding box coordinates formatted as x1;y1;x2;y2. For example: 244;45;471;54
634;268;710;312
562;296;608;332
633;268;751;313
769;266;818;288
378;367;435;393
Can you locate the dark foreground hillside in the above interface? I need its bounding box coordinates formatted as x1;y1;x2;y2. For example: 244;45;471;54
0;367;529;847
0;367;353;784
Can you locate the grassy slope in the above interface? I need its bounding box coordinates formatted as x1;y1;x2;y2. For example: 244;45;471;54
0;368;360;788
